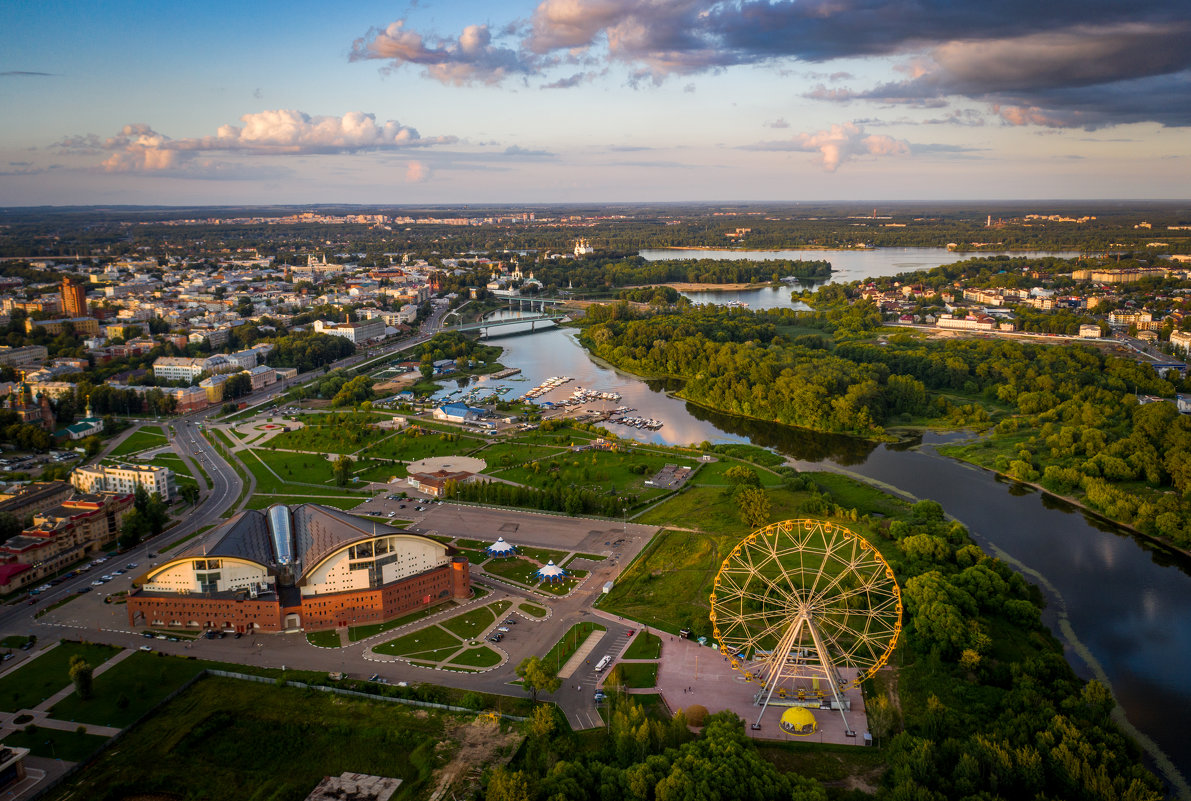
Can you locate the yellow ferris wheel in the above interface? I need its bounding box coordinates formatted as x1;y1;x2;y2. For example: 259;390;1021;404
710;519;902;734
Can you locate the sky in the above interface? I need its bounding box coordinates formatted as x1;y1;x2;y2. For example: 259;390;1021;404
1;0;1189;205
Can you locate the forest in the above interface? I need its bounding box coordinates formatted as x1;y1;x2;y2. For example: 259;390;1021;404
578;302;1191;548
493;496;1163;801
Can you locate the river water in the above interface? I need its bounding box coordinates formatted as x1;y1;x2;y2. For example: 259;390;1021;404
479;322;1190;796
638;247;1082;308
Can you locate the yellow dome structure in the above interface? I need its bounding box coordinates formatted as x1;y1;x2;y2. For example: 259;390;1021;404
779;707;818;736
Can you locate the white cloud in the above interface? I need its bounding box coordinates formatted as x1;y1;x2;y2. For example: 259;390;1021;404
80;110;453;173
745;123;910;171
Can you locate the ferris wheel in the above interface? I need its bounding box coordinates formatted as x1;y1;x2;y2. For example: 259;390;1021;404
710;519;902;732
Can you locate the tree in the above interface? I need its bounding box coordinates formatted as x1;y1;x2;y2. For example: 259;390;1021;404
224;372;252;399
485;767;531;801
515;656;560;702
179;483;200;507
333;455;355;487
734;485;770;528
69;655;93;700
723;464;761;488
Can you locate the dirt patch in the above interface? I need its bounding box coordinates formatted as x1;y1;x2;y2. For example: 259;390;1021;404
428;716;523;801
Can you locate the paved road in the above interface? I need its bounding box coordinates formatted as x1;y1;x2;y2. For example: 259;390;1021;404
0;304;661;728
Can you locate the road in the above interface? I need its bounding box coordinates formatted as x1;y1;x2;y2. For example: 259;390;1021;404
1;302;661;728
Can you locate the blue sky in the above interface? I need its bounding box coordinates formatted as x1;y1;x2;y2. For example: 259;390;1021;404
2;0;1188;205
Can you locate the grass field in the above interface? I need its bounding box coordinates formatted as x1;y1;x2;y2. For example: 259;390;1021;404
348;600;456;642
373;624;460;657
613;662;658;688
358;429;484;463
2;724;109;761
0;643;120;712
694;459;784;487
491;448;693;498
473;442;567;471
482;556;541;586
41;676;468;801
49;652;207;729
448;646;502;668
306;630;341;648
518;603;548;618
440;605;497;640
108;426;168;457
622;631;662;660
518;546;570;564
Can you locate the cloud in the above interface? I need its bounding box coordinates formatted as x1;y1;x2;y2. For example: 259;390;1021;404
764;118;790;129
744;122;910;171
0;70;55;77
350;20;531;85
405;161;431;182
504;145;555;157
541;72;588;89
66;110;455;173
350;1;1191;128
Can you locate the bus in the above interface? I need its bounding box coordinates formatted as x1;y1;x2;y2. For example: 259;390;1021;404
595;655;612;672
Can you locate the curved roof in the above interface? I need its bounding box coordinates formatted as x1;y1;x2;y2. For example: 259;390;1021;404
162;503;445;582
486;537;517;554
779;707;817;735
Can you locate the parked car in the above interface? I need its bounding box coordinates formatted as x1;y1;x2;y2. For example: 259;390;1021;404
75;587;92;594
139;645;152;652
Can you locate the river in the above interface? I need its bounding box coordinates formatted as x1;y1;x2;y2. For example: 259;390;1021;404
638;247;1082;308
478;324;1189;797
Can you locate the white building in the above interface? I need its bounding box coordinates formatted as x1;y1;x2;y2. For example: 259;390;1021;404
313;318;385;345
1170;330;1191;353
71;463;177;502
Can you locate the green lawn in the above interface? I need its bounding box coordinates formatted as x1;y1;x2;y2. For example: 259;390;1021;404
474;442;567;471
491;448;694;498
482;556;541;586
49;652;207;729
448;647;502;668
40;676;467;801
373;624;460;657
265;421;388;454
108;427;167;457
305;630;342;648
542;622;606;676
454;548;489;565
358;429;484;463
2;724;109;761
249;448;336;487
439;605;497;639
613;662;658;688
348;600;456;642
519;546;570;564
0;643;120;712
694;460;784;487
622;631;662;660
518;603;548;618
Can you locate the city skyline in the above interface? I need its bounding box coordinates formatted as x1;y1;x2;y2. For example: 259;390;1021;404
2;0;1189;205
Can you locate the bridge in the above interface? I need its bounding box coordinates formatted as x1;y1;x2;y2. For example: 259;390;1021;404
446;312;568;338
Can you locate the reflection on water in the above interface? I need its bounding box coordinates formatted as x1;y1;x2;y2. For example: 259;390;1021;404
640;247;1082;310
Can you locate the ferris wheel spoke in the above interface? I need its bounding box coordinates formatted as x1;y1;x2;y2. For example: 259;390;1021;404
713;519;901;707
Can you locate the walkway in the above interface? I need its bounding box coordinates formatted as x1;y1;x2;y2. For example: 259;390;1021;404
0;648;136;740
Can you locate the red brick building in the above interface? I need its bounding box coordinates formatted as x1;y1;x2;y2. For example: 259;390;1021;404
126;503;470;633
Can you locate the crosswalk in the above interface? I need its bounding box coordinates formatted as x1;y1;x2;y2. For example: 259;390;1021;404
561;625;635;730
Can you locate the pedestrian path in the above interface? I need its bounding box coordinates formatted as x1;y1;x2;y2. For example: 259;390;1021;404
0;647;136;741
557;630;604;679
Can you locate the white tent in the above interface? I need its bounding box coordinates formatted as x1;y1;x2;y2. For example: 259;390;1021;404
486;537;518;558
534;560;568;583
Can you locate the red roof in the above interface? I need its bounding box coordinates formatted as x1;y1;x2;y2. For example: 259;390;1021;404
0;563;32;586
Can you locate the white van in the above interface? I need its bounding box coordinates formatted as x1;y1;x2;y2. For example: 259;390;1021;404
595;655;612;672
